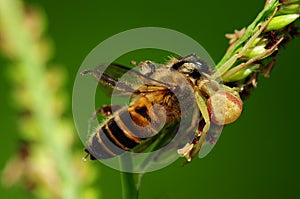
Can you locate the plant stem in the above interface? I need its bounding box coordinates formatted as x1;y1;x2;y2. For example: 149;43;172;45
0;0;79;198
120;155;139;199
215;0;279;69
120;171;138;199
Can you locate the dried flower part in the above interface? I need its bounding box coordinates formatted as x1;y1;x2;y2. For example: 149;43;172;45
225;28;246;53
207;91;243;125
225;28;246;45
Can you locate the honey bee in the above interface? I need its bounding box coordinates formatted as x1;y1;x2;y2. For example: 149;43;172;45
81;54;237;163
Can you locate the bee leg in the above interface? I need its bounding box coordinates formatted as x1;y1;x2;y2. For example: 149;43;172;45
134;60;156;77
91;105;122;120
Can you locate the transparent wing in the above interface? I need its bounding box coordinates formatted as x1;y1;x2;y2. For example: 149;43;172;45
81;62;173;96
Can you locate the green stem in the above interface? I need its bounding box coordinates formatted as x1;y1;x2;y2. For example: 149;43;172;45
120;171;138;199
215;0;279;69
216;6;278;79
120;155;139;199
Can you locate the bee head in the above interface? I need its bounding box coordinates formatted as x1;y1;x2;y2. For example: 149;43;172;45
171;54;212;79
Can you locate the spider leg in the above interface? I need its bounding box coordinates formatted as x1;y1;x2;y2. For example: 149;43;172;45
177;90;211;164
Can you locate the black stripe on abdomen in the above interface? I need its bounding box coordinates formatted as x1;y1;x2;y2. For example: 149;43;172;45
134;106;151;122
119;110;156;139
103;118;140;149
87;130;123;159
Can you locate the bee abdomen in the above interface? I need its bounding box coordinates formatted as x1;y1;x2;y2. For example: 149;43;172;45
104;118;141;149
86;100;167;160
87;115;142;160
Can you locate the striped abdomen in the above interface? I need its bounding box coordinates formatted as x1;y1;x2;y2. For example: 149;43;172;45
86;96;172;160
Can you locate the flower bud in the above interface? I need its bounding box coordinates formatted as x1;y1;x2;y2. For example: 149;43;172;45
278;2;300;15
225;64;259;82
233;38;268;59
207;91;243;125
251;38;268;46
265;14;299;31
244;45;268;59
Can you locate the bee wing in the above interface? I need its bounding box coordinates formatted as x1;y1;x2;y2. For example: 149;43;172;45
81;63;173;96
81;63;136;94
103;63;133;79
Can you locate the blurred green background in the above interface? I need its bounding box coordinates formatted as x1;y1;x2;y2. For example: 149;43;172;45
1;0;299;199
